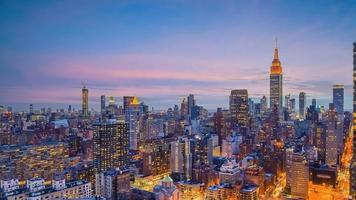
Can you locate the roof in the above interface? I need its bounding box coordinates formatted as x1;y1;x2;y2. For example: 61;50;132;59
162;175;173;182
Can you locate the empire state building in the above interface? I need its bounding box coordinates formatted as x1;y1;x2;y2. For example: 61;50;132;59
270;44;283;111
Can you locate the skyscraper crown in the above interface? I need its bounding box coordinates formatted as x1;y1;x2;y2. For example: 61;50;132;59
270;40;282;75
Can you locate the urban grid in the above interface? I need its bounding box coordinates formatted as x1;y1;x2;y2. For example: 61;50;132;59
0;1;355;200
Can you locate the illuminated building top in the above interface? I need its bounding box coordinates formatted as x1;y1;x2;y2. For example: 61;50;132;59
270;46;282;75
130;96;140;105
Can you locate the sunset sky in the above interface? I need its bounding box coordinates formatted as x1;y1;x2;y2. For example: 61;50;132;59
0;0;355;111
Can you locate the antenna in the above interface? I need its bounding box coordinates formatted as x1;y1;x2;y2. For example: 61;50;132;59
275;37;278;49
81;81;86;88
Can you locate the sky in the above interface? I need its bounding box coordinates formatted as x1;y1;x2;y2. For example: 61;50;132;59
0;0;355;111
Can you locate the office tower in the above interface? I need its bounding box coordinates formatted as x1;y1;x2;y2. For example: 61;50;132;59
125;96;142;150
229;89;248;127
68;105;72;113
187;94;195;119
290;98;296;111
299;92;306;119
260;96;267;114
270;43;283;111
325;110;338;166
312;98;317;107
93;120;129;173
333;84;344;117
170;137;192;180
29;104;34;114
123;96;134;112
153;176;179;200
82;85;89;118
289;152;309;199
108;96;116;115
180;98;188;117
285;94;290;110
350;42;356;197
100;95;106;114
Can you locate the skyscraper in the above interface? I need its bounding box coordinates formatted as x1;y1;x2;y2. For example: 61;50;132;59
125;96;142;150
270;43;283;111
93;119;129;173
285;94;290;110
82;86;89;118
229;89;248;127
170;137;192;180
332;84;344;117
123;96;134;113
350;42;356;197
326;110;338;166
299;92;306;119
260;95;267;114
100;95;106;114
289;152;309;199
312;98;317;108
187;94;195;119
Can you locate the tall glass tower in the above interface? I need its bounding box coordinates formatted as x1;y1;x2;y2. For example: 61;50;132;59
270;43;283;112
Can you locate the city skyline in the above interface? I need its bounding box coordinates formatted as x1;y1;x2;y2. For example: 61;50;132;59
0;1;356;111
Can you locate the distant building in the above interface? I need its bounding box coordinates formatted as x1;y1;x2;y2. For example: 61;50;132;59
100;95;106;114
333;84;344;117
299;92;306;119
82;85;89;118
260;96;267;114
325;110;338;166
230;89;248;127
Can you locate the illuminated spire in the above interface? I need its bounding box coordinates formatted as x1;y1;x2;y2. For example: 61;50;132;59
274;38;279;60
270;38;282;75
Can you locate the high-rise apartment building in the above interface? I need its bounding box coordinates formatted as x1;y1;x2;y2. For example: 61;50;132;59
299;92;306;119
326;110;338;166
82;86;89;118
170;137;193;180
93;119;129;173
289;152;309;199
229;89;248;127
270;44;283;111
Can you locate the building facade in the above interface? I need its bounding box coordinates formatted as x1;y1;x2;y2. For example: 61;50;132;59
229;89;248;127
270;45;283;111
93;120;129;173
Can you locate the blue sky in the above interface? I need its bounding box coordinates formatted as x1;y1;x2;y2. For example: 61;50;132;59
0;0;355;111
